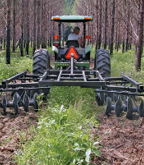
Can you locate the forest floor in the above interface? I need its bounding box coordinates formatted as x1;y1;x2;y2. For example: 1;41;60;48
0;103;38;165
1;103;144;165
0;55;144;164
95;113;144;165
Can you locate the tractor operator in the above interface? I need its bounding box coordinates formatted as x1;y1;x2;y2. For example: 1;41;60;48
68;26;81;44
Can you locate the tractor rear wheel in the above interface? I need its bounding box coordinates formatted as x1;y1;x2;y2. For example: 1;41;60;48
95;49;111;77
33;49;50;75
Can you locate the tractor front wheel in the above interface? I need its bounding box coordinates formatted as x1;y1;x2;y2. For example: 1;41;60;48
33;49;50;75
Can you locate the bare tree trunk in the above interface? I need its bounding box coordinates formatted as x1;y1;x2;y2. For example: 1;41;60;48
33;0;36;54
126;3;130;52
37;0;40;49
95;0;98;50
6;0;11;64
20;0;24;56
98;0;102;49
4;39;6;49
126;38;129;51
41;0;47;48
0;38;2;50
110;0;115;55
12;0;16;52
122;41;125;53
135;0;144;71
50;36;52;47
104;0;108;49
26;0;30;55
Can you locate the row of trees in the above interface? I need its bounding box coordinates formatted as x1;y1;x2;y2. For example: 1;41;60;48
74;0;144;71
0;0;144;71
0;0;64;63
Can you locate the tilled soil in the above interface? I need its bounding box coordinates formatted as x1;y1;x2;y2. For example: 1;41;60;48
1;108;144;165
0;58;143;164
94;112;144;165
0;107;37;165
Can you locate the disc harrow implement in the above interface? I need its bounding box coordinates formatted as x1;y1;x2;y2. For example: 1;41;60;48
0;67;144;119
0;71;50;115
95;73;144;119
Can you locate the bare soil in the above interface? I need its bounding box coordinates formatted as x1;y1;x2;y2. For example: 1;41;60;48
0;56;143;164
93;112;144;165
0;107;37;165
1;106;144;165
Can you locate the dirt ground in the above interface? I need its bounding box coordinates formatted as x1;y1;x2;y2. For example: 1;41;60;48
1;107;144;165
93;112;144;165
0;107;37;165
0;58;144;164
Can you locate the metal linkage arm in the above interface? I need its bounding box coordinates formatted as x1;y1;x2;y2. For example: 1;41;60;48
122;73;143;91
1;71;27;88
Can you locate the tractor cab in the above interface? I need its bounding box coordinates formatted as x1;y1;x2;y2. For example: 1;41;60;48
51;15;93;70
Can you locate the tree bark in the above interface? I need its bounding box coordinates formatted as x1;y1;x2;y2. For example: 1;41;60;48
33;0;36;54
126;1;130;52
12;0;16;52
20;0;24;57
98;0;102;49
135;0;144;71
6;0;11;64
0;38;2;50
110;0;115;55
41;0;47;48
95;0;99;50
104;0;108;49
37;0;40;49
122;41;125;53
4;39;6;49
26;0;30;55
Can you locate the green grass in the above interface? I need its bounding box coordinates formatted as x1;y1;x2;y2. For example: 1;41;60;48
15;87;100;165
111;49;144;84
0;47;33;82
0;45;54;82
1;46;144;164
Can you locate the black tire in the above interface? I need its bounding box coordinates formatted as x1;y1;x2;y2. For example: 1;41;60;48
95;49;111;77
33;49;50;75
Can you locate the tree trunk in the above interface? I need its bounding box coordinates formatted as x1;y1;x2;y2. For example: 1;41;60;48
110;0;115;55
135;0;144;71
4;39;6;49
31;37;32;47
50;36;52;47
33;0;36;54
126;4;130;52
122;41;125;53
37;0;40;49
98;0;102;49
95;0;98;50
48;40;50;47
6;0;11;64
26;0;30;55
12;0;16;52
104;0;108;49
41;0;47;48
126;38;129;51
20;0;24;57
0;38;2;50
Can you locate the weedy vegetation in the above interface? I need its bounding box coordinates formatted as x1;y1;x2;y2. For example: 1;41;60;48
15;87;100;164
1;46;144;164
0;50;33;82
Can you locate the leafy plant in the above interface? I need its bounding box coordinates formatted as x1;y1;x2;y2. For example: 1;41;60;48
15;87;100;164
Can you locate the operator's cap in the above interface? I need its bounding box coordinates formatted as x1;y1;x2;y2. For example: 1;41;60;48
74;26;80;32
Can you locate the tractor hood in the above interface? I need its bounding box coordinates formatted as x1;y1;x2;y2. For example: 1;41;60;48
51;15;93;22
